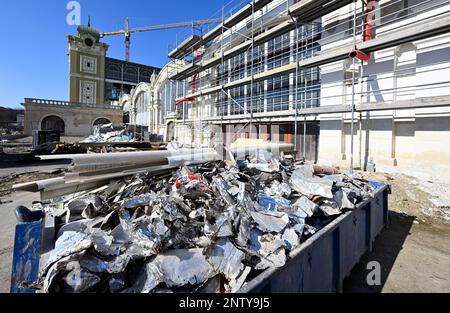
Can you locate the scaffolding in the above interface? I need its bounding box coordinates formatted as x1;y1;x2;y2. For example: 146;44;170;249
167;0;450;163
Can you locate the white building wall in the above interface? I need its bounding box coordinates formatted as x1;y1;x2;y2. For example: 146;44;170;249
157;0;450;178
317;0;450;178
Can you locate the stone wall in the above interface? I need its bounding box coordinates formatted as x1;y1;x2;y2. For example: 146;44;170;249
23;104;123;137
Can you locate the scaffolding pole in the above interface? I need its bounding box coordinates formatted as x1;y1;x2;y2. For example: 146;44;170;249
249;0;255;138
293;17;300;161
303;23;308;160
220;5;225;141
350;0;358;174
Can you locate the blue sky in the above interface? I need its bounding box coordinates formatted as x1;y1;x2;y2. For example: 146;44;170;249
0;0;226;108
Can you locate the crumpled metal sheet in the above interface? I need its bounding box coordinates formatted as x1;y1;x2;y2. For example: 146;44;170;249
258;195;291;211
334;189;355;210
79;253;109;274
158;249;215;288
36;152;376;293
42;252;88;292
136;248;215;293
290;165;334;199
133;260;163;293
207;239;245;283
250;210;289;233
45;231;92;270
265;180;292;198
292;196;318;218
226;266;251;293
63;268;101;293
248;228;285;258
254;248;287;270
109;274;127;293
246;151;281;173
282;228;300;251
123;193;155;209
319;200;342;217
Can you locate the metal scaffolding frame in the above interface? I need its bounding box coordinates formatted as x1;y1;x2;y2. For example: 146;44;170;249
168;0;268;146
166;0;450;162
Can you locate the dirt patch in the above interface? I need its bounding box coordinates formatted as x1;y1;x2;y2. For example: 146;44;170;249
361;172;449;225
0;171;64;199
344;171;450;292
344;211;450;293
0;247;13;257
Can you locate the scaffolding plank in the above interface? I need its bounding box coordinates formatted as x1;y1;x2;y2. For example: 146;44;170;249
200;96;450;124
224;0;273;29
170;63;201;80
359;12;450;53
203;24;223;43
289;0;354;22
358;96;450;112
169;35;202;59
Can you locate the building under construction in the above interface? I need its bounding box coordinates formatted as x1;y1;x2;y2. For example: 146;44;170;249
129;0;450;176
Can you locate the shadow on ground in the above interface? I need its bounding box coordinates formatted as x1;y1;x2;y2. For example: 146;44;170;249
0;157;71;169
343;211;414;293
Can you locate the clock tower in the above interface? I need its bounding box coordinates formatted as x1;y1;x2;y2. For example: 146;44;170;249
68;22;109;105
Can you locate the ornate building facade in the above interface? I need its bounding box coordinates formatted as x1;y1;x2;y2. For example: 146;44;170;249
23;24;160;137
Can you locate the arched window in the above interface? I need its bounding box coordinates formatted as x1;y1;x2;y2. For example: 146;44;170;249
140;70;151;83
41;116;65;134
105;64;122;81
123;112;130;124
124;67;138;83
93;118;112;126
167;121;175;142
134;92;149;126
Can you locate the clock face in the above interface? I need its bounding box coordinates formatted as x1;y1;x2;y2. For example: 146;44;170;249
84;38;94;47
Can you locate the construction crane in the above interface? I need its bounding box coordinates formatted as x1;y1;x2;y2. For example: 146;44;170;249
100;17;222;62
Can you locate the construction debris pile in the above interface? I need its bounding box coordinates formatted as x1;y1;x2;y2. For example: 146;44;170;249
81;124;136;143
33;152;376;293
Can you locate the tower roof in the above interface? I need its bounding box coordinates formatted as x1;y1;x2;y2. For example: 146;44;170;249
77;24;101;42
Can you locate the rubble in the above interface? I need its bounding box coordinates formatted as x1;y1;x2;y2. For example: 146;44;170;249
27;151;377;293
81;124;135;143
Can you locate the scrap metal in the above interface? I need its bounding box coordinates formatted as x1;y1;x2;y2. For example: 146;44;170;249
21;150;376;293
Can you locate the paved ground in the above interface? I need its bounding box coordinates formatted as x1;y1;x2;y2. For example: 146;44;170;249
0;191;39;293
343;212;450;292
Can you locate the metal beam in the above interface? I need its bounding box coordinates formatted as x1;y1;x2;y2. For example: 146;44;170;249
199;96;450;122
101;19;222;37
202;0;274;43
288;0;354;22
168;35;203;59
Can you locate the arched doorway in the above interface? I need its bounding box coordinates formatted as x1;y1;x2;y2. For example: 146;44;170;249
123;112;130;124
167;122;175;142
41;116;65;134
93;118;112;126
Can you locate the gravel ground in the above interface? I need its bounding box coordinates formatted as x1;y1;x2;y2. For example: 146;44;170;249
0;191;39;293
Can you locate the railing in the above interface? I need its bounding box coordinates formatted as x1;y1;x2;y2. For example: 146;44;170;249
23;98;123;111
